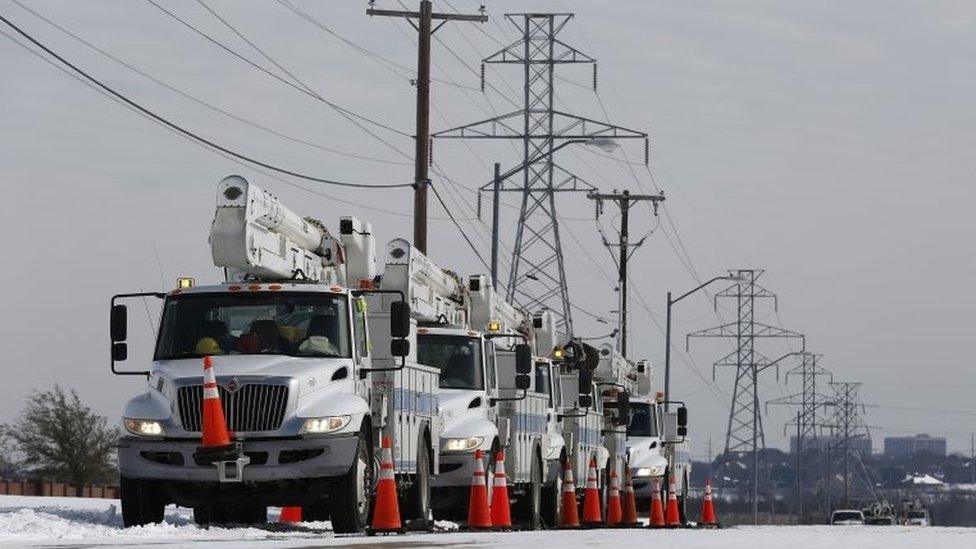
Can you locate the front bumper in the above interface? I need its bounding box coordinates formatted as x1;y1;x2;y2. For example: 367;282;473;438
118;434;359;482
631;473;666;498
432;450;482;488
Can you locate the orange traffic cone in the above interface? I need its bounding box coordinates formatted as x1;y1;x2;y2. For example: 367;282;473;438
581;457;602;527
200;356;232;450
621;468;639;527
367;437;403;535
700;479;718;527
648;478;666;528
490;450;512;530
665;475;682;528
606;468;622;527
559;458;580;529
279;506;302;523
467;449;492;530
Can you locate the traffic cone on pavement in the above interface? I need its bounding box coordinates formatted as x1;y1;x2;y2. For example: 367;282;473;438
581;457;602;527
559;458;580;529
467;449;492;530
200;356;232;450
700;479;718;527
665;475;682;528
621;468;639;527
279;507;302;523
606;468;622;527
367;437;403;534
649;478;666;528
490;450;512;530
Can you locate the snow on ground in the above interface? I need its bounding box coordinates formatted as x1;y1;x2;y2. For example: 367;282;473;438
2;495;975;548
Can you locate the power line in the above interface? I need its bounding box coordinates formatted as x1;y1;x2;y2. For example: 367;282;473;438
143;0;412;147
7;0;411;167
0;11;413;190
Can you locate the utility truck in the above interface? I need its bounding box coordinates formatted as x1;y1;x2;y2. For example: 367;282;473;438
379;240;555;527
110;175;440;533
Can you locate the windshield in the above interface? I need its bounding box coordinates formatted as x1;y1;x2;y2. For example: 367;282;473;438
417;335;483;390
155;292;351;360
908;511;927;519
628;402;658;437
833;511;863;521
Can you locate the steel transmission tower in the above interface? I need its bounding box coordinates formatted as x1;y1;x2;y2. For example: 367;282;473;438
766;351;833;521
434;12;647;333
827;381;869;507
686;269;804;522
767;352;834;455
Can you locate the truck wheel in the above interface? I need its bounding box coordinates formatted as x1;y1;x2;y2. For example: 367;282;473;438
403;436;432;531
120;476;165;527
541;457;563;528
329;431;373;534
519;453;543;530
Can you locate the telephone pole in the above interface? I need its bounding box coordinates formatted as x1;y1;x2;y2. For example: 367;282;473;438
588;189;664;357
367;1;487;254
687;269;804;524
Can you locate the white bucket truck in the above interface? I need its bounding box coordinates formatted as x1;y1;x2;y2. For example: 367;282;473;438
110;175;440;532
379;241;560;527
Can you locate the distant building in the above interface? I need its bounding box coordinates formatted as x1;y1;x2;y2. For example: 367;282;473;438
790;435;872;454
884;434;946;457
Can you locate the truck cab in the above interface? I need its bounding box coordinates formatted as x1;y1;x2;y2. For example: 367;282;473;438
626;396;669;503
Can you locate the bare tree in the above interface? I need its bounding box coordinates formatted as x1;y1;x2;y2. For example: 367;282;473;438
2;385;118;487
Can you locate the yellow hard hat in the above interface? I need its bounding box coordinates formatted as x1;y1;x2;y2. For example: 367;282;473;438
195;337;222;355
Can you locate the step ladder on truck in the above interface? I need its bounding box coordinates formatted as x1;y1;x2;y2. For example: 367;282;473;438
110;175;440;532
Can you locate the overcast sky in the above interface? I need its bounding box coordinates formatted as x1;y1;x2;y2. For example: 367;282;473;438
1;0;975;457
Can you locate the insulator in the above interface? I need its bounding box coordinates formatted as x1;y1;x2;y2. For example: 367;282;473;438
477;192;483;219
644;137;650;166
592;63;598;92
480;62;486;92
428;138;433;166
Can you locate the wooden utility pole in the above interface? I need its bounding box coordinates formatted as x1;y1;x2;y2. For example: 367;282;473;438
367;1;487;254
588;189;664;357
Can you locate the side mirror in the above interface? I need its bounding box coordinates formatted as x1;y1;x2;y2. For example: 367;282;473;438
578;369;593;393
677;406;688;427
579;394;593;408
515;374;530;390
112;342;128;362
390;301;410;338
515;344;532;375
618;391;630;419
111;304;128;342
390;338;410;358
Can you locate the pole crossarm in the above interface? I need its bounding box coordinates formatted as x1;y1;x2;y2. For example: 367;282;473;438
366;7;487;23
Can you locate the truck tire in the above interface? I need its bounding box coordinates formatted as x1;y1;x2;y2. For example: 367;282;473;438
329;431;373;534
519;452;543;530
120;476;165;527
403;434;432;531
541;456;563;528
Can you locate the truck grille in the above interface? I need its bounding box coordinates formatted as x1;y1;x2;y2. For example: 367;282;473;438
177;384;288;433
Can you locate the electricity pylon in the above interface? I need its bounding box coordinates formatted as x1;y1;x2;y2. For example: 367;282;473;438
766;351;834;521
433;12;647;333
686;269;804;523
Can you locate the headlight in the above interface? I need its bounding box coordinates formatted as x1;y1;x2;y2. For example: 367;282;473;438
124;419;163;437
633;465;665;478
442;436;484;452
300;415;351;435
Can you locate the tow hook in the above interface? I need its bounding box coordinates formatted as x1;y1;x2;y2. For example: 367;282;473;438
193;442;251;483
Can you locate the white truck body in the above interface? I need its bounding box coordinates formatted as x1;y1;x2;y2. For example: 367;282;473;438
113;176;439;532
